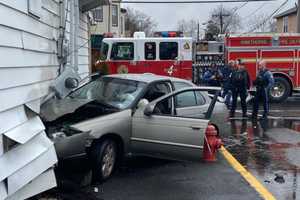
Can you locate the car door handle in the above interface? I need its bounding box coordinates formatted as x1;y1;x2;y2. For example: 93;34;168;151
190;126;202;130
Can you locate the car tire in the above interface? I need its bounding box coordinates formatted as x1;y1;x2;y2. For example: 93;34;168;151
90;139;117;182
269;77;290;103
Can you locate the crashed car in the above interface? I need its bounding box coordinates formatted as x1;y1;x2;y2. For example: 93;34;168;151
41;73;226;181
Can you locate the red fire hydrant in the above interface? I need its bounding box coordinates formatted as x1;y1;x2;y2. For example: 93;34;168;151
203;125;223;162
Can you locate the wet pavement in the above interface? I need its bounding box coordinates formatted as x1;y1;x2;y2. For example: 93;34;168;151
36;95;300;200
224;94;300;200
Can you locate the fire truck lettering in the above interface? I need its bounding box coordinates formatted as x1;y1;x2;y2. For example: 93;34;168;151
280;39;300;45
240;39;270;45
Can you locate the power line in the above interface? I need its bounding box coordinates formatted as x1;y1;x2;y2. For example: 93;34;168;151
241;2;268;20
117;0;274;4
247;0;289;32
221;1;249;32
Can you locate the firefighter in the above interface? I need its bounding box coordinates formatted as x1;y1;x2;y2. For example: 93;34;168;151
202;63;223;87
221;60;235;108
252;60;274;119
229;59;250;118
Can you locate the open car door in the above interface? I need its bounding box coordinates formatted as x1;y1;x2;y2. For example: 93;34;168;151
131;87;220;161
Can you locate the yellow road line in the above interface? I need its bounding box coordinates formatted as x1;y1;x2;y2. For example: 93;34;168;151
220;146;276;200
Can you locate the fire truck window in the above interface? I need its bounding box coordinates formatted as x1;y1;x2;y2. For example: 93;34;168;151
159;42;178;60
100;43;109;60
145;42;156;60
111;42;134;60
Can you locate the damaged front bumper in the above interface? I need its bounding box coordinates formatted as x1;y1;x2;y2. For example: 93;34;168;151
49;128;94;161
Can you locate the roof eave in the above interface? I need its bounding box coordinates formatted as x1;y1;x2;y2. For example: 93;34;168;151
79;0;117;12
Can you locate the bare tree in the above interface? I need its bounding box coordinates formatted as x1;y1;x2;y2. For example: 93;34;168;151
205;5;241;39
125;7;157;37
176;19;198;39
246;14;277;32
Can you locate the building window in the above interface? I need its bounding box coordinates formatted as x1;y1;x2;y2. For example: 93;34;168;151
145;42;156;60
111;42;134;60
283;16;288;32
159;42;178;60
93;7;103;22
112;5;118;27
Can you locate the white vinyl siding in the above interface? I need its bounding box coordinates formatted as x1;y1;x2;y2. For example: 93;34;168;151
0;0;91;199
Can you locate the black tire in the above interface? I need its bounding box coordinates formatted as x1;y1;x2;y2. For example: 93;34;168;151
90;139;117;182
269;77;291;103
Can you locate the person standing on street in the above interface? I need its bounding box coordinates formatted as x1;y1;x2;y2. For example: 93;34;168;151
203;63;223;87
252;60;274;119
221;60;235;108
229;59;250;118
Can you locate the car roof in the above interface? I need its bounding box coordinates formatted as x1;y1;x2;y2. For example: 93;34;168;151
105;73;195;85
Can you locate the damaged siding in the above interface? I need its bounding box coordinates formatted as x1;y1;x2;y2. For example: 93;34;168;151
0;0;90;199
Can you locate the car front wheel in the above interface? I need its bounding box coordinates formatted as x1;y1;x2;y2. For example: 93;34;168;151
91;139;117;181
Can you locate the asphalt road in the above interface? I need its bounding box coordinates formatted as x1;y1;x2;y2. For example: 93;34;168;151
35;94;300;200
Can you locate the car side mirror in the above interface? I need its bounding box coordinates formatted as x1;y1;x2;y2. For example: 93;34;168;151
137;99;149;109
144;104;154;116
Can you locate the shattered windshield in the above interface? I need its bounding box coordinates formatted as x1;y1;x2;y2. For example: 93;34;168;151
69;77;146;109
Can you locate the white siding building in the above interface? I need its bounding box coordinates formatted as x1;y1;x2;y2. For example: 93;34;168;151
0;0;103;199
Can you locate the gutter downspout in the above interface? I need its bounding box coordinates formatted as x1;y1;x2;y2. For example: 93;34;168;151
70;0;75;69
74;0;79;72
58;0;66;74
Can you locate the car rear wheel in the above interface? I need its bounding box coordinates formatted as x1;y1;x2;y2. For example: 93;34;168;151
91;139;117;181
269;77;290;103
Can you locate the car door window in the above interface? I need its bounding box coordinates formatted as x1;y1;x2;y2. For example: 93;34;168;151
142;82;172;102
195;91;206;105
153;97;173;115
175;91;197;108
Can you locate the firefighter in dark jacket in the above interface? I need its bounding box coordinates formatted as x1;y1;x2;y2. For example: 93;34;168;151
252;60;274;119
203;63;223;87
229;60;250;118
221;60;235;108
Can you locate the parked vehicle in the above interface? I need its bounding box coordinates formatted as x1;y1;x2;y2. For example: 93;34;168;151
41;74;225;181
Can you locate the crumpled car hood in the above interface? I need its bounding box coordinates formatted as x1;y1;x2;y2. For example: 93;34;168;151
40;98;94;122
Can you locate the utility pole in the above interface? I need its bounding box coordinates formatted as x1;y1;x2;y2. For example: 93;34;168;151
298;0;300;33
197;22;200;41
212;5;230;34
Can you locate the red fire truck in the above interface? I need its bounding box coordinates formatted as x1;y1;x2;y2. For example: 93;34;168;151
95;33;193;80
225;33;300;102
94;32;300;103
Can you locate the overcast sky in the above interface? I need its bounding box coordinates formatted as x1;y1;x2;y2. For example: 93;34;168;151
122;0;296;33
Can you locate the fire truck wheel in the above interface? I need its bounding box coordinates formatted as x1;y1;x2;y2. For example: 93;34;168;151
269;77;290;103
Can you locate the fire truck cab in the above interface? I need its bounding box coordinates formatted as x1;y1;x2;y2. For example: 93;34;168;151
96;35;193;80
226;33;300;102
